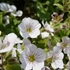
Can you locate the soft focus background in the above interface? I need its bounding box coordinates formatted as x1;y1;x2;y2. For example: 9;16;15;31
0;0;69;36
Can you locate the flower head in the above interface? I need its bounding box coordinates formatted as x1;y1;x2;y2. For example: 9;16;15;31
47;46;64;69
20;44;46;70
18;17;41;38
0;33;22;53
0;3;23;17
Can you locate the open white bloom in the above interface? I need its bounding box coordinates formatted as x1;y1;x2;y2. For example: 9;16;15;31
0;3;23;17
57;36;70;60
20;44;46;70
0;33;22;53
18;17;41;38
47;46;64;69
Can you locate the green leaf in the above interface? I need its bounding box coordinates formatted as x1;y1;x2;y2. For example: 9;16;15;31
53;3;64;11
5;63;21;70
54;0;60;3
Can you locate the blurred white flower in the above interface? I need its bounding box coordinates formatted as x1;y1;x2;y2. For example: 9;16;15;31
12;39;31;57
47;46;64;69
11;10;23;17
3;15;9;26
0;2;23;17
57;36;70;60
20;44;46;70
18;17;41;38
41;31;49;39
42;20;54;33
42;20;54;37
0;33;22;53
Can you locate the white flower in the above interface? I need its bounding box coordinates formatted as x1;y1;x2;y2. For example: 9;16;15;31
18;17;41;38
61;36;70;48
47;46;64;69
20;44;46;70
11;10;23;17
0;3;23;17
0;2;10;12
12;39;31;57
57;36;70;60
41;32;49;39
63;46;70;60
3;15;9;26
0;33;22;53
42;20;54;33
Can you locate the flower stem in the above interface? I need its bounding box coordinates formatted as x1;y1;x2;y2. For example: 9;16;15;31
0;54;4;70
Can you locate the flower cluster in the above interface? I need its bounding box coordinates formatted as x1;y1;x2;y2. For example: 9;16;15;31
0;2;70;70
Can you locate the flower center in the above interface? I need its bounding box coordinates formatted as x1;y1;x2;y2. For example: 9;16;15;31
26;28;32;33
28;55;35;62
61;42;67;48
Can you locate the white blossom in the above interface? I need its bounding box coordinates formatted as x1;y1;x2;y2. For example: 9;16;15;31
0;33;22;53
12;39;31;57
0;3;23;17
18;17;41;38
20;44;46;70
57;36;70;60
41;31;49;39
42;20;54;33
47;46;64;69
